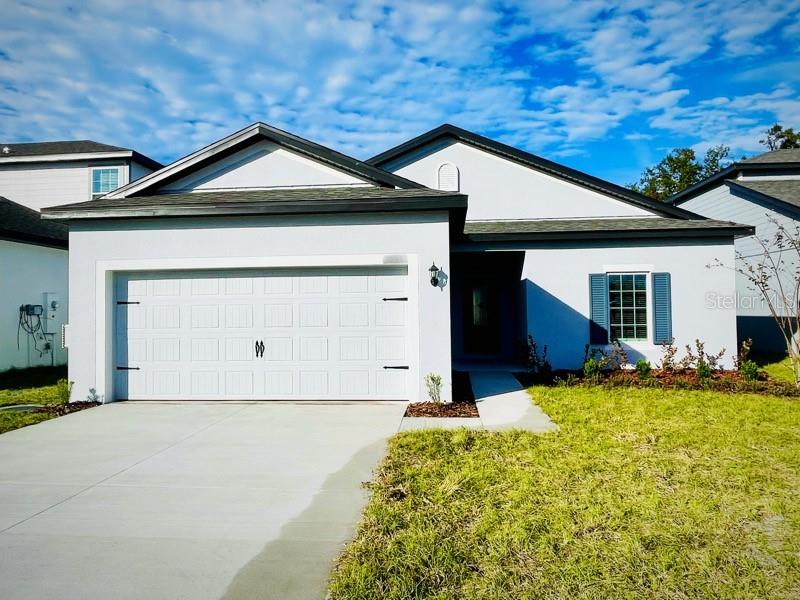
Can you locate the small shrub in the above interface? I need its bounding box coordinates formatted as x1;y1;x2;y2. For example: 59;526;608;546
525;335;552;381
86;388;100;403
583;358;601;382
740;360;759;382
555;373;580;387
659;339;678;371
635;359;651;380
696;358;712;382
735;338;753;369
583;341;629;373
424;373;443;404
56;378;73;404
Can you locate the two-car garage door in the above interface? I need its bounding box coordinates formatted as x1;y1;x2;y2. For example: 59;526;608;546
113;267;410;400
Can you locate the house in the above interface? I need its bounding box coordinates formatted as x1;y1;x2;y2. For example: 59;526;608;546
42;122;750;403
0;140;162;371
671;148;800;353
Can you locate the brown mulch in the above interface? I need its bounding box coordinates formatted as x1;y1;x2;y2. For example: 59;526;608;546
404;401;479;418
38;401;100;416
404;370;480;418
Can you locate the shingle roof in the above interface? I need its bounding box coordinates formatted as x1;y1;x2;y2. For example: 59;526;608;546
741;148;800;164
42;187;467;220
0;197;68;248
368;124;697;219
731;180;800;210
462;217;753;240
0;140;128;157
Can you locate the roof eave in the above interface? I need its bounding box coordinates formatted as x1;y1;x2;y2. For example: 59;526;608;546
41;195;468;221
0;230;68;249
464;225;754;243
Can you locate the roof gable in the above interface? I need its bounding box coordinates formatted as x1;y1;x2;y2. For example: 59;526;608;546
0;140;162;170
106;122;421;199
369;124;694;219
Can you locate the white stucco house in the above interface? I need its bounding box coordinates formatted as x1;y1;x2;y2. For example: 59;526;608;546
671;148;800;353
0;140;162;371
42;122;750;403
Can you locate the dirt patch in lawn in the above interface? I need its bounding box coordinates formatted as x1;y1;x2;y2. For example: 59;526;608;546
40;401;101;416
404;371;479;418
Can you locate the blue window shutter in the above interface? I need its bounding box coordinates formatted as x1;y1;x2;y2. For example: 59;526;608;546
589;274;609;344
652;272;672;343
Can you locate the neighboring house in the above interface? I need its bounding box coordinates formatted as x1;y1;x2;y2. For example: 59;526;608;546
0;197;68;370
0;140;162;371
42;122;750;403
671;148;800;353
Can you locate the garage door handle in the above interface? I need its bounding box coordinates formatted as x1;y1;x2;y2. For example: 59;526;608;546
383;365;409;370
116;366;140;370
382;297;408;301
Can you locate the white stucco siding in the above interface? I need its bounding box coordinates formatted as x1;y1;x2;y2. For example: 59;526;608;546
520;240;737;369
0;240;68;371
385;141;655;221
681;184;800;317
161;140;368;192
0;161;129;211
67;212;451;403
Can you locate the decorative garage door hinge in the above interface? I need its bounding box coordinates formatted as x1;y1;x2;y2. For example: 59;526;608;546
381;297;408;301
116;366;140;370
383;365;409;370
116;301;140;305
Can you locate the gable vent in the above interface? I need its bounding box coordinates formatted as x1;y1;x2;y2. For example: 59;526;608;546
437;162;459;191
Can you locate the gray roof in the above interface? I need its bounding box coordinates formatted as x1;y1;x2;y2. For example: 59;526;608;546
42;187;467;220
0;140;163;170
732;180;800;210
741;148;800;164
0;140;128;156
0;196;68;248
463;217;753;241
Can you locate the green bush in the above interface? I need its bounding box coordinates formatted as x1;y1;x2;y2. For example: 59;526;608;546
635;359;651;380
696;359;712;382
740;360;759;382
55;378;73;404
583;358;601;381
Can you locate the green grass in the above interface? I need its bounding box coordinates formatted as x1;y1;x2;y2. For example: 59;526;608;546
330;387;800;599
754;353;795;385
0;366;68;434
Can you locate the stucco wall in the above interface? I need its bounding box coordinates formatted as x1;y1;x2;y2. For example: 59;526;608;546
517;239;738;369
67;212;451;403
0;240;68;371
384;140;655;221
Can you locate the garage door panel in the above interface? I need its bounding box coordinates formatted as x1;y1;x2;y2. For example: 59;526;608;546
114;267;409;400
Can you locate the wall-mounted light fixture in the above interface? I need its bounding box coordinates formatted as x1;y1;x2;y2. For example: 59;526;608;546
429;262;441;287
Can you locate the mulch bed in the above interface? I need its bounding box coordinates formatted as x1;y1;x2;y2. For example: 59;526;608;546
38;401;100;416
404;370;480;418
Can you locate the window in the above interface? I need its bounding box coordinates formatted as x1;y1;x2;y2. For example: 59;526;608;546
608;273;647;341
91;167;120;198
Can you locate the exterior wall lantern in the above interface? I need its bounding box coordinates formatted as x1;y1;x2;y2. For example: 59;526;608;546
429;262;441;287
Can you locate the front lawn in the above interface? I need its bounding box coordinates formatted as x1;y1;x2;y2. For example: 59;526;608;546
330;386;800;599
0;366;69;434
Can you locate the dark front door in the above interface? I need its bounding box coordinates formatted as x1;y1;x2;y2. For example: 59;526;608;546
464;283;500;354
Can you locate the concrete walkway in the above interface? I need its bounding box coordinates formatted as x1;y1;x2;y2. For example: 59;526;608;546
471;371;557;431
398;372;557;432
0;401;406;600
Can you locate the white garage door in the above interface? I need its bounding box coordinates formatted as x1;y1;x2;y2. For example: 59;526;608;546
113;267;410;400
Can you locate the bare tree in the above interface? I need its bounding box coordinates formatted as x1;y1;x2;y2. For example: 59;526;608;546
717;216;800;386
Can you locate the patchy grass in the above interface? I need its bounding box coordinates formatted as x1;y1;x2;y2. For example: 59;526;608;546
330;387;800;599
0;366;69;434
755;353;796;386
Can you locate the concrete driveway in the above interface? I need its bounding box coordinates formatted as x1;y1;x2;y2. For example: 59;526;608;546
0;402;405;600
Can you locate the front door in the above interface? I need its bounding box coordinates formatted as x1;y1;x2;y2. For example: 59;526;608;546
463;283;500;354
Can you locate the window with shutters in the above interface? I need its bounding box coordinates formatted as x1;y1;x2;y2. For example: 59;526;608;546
437;162;459;191
608;273;647;341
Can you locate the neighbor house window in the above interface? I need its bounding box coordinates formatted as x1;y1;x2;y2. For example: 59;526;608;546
608;273;647;341
91;167;120;198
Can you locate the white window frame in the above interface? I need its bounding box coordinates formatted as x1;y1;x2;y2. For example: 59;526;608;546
90;166;123;199
607;272;649;342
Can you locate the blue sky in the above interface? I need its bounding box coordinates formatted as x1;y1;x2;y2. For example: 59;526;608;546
1;1;799;186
